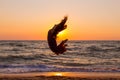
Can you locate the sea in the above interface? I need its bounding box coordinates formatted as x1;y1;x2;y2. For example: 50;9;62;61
0;40;120;73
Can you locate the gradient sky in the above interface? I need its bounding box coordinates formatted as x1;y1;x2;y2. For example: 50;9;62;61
0;0;120;40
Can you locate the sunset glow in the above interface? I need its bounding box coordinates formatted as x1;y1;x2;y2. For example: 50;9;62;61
57;30;68;40
0;0;120;40
57;31;65;37
54;73;63;76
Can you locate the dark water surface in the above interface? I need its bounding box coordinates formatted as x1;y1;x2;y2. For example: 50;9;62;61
0;40;120;73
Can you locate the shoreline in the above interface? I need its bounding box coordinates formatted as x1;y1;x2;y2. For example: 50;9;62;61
0;72;120;80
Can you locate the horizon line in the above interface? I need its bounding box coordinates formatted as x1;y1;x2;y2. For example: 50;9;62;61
0;39;120;41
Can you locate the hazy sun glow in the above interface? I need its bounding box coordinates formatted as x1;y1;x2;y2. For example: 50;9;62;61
57;30;66;37
57;30;68;40
54;72;63;76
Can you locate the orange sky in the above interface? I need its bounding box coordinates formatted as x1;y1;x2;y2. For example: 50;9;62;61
0;0;120;40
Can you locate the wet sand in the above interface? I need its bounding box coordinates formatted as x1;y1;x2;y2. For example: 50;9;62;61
0;72;120;80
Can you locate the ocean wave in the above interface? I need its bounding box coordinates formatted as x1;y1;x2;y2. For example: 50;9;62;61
0;54;47;62
0;40;120;73
86;46;103;51
0;64;54;73
86;45;120;52
0;64;120;73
